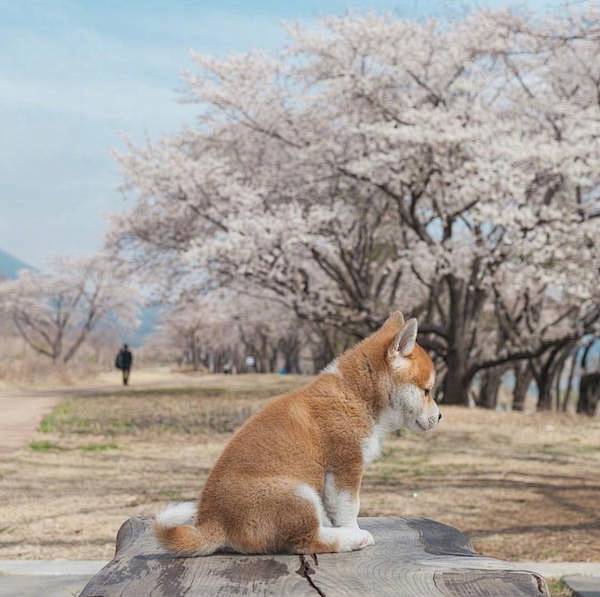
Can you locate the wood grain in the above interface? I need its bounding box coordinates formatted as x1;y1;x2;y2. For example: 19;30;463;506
80;517;549;596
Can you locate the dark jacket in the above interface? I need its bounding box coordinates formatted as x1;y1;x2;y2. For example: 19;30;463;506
116;349;133;370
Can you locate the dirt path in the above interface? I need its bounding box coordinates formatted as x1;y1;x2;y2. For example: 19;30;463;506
0;367;268;455
0;392;60;455
0;368;167;455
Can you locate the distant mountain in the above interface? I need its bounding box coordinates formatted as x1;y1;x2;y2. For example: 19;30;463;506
0;249;33;280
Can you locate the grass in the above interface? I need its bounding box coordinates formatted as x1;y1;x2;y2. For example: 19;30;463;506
37;383;302;436
157;489;186;500
29;439;118;452
29;440;64;452
1;373;599;563
38;401;74;433
547;578;573;597
79;442;119;452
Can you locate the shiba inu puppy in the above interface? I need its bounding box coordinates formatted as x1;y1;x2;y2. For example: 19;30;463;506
154;312;440;555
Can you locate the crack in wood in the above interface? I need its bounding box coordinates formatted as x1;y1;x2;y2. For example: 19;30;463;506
296;554;326;597
534;573;549;596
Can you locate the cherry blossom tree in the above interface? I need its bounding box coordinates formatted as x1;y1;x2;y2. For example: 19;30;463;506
0;256;140;364
109;5;600;406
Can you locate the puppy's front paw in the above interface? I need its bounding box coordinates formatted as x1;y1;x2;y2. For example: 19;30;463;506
357;529;374;549
347;528;374;551
322;527;375;552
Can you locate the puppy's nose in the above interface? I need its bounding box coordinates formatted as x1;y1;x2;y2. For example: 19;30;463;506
438;412;443;422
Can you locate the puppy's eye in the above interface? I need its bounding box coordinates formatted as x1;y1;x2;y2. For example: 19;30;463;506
424;388;430;397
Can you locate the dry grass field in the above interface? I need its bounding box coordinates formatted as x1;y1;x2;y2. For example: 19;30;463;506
1;373;598;563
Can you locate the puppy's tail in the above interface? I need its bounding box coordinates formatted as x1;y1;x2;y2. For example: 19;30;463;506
153;502;225;556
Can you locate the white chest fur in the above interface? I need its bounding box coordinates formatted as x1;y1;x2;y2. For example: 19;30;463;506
361;423;386;467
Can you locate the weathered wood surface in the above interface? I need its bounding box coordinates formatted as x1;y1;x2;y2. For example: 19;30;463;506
80;517;549;596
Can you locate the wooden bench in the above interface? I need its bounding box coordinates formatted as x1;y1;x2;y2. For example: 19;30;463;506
80;517;549;596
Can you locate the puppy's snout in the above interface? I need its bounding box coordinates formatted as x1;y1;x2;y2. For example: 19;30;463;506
438;412;442;422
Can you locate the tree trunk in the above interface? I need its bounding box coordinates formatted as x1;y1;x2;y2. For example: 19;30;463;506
284;349;300;374
442;354;470;405
269;349;278;373
191;335;200;371
562;352;578;413
536;370;553;411
512;365;533;411
441;277;469;405
479;367;506;410
535;342;571;411
578;373;600;416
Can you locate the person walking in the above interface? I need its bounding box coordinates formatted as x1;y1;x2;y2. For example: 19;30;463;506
115;344;133;386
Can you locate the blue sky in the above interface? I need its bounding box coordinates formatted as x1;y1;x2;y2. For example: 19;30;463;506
0;0;561;266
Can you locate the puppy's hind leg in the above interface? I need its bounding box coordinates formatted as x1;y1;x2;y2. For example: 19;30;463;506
222;478;372;554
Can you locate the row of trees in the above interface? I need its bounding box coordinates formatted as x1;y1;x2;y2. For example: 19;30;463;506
110;6;599;410
146;292;349;375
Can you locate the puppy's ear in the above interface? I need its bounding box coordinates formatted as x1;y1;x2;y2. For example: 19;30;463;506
382;311;405;332
389;318;418;358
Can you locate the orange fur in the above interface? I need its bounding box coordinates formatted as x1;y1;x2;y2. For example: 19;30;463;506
154;312;439;555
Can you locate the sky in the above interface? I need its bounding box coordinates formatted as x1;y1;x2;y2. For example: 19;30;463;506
0;0;563;267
